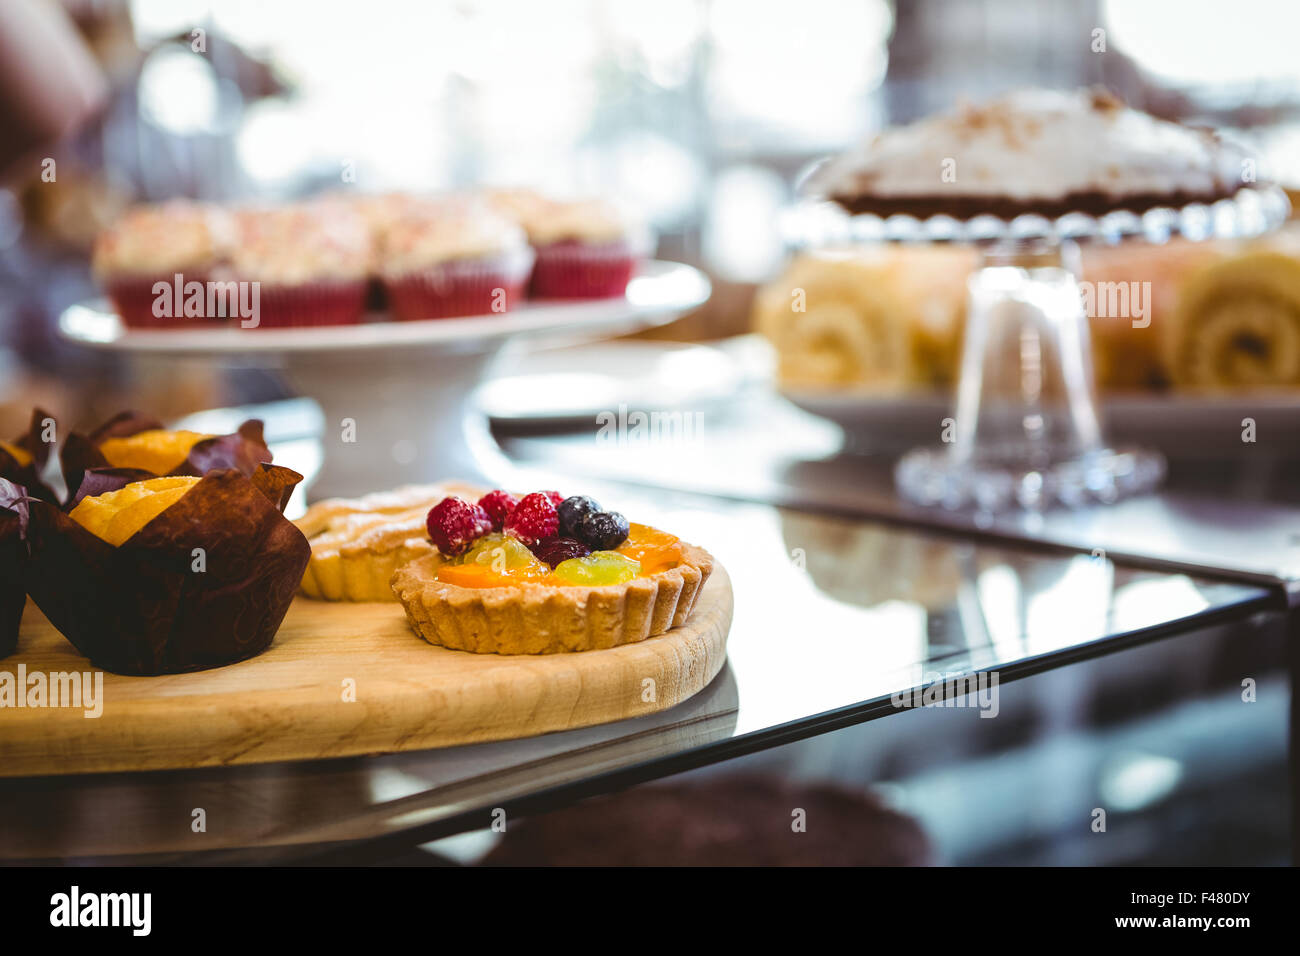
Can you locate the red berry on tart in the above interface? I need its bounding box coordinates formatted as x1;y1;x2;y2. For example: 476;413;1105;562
477;489;519;531
426;496;495;557
503;491;559;545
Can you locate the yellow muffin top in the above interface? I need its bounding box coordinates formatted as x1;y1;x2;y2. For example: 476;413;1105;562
97;429;213;475
70;475;201;546
0;440;32;467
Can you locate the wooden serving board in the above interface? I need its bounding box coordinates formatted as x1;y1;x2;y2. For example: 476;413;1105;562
0;566;732;777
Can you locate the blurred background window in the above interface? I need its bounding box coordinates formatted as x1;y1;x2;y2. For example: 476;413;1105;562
6;0;1300;426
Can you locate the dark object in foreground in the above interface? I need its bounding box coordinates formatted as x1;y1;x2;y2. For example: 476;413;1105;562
24;466;309;676
481;776;933;866
0;478;29;658
0;408;58;504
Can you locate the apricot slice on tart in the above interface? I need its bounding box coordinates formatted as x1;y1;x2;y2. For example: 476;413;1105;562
616;523;684;574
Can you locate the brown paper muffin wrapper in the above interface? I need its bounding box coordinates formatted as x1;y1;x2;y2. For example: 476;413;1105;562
0;408;58;504
25;466;310;676
383;250;533;320
0;479;29;659
62;411;273;507
529;238;641;299
392;543;714;655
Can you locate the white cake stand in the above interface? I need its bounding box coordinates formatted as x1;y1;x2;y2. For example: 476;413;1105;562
783;186;1291;511
59;260;711;498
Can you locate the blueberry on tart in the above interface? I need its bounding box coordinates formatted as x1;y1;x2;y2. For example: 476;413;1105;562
392;490;714;654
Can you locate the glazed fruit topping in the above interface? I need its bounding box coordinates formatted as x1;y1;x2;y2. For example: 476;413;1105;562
462;533;551;576
581;510;630;550
426;496;494;557
557;495;600;538
477;489;518;531
531;535;592;568
552;551;641;586
616;523;683;573
428;489;676;587
504;491;559;544
437;532;552;587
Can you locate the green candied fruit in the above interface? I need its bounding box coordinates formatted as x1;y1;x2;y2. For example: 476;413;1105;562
552;551;641;586
459;533;548;574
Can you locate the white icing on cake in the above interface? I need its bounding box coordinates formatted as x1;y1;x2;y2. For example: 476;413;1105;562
804;88;1251;207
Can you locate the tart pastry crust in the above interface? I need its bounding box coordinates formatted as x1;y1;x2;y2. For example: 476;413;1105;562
295;481;482;601
392;543;714;654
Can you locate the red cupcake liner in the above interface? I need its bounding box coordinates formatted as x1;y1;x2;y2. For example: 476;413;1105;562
107;274;222;329
529;239;641;299
248;279;368;329
383;253;532;320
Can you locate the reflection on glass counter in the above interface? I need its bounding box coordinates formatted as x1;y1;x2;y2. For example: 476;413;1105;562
0;489;1276;863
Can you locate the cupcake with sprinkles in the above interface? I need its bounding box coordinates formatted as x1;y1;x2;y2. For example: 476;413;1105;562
92;201;236;328
377;196;533;320
229;201;372;328
490;191;650;299
321;190;419;312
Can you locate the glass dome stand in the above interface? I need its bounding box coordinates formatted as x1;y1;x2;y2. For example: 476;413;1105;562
783;186;1291;512
896;236;1167;510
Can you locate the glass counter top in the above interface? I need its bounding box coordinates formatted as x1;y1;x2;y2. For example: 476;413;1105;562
0;489;1276;863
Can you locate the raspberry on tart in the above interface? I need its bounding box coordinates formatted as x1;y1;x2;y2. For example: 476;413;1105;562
477;489;518;531
503;492;559;544
427;496;494;556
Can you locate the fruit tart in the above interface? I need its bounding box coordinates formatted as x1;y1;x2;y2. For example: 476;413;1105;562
0;408;58;504
294;480;484;601
61;410;272;506
0;478;29;659
392;489;714;654
24;466;310;675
